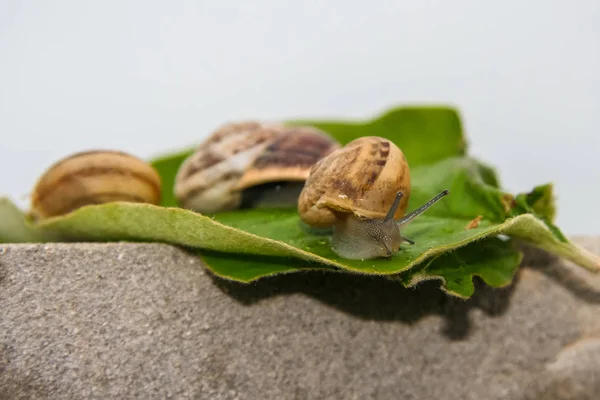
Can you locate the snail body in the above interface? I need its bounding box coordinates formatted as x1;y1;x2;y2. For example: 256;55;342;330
174;121;340;214
29;149;162;220
298;136;449;260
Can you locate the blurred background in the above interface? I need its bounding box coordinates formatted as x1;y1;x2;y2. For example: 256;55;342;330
0;0;598;234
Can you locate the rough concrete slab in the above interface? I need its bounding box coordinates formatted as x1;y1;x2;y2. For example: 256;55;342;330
1;237;599;399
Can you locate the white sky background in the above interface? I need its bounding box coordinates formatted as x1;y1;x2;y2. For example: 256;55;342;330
0;0;598;234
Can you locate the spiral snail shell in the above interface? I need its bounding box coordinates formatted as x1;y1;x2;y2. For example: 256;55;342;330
174;121;340;214
298;136;449;260
29;149;162;221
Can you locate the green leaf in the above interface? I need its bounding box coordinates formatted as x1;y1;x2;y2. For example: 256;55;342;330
1;104;597;299
197;236;523;299
3;194;595;289
4;153;597;282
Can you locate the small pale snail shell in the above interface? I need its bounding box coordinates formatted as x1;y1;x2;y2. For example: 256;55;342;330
298;136;450;260
29;149;162;221
174;121;341;214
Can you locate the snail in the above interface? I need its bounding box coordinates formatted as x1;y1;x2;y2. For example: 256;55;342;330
28;149;162;221
298;136;449;260
174;121;341;214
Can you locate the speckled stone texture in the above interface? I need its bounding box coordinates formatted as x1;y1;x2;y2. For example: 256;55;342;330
1;237;599;400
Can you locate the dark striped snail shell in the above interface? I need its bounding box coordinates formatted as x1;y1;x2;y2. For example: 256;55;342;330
174;121;340;214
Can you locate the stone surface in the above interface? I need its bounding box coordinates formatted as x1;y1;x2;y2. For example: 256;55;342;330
1;237;599;400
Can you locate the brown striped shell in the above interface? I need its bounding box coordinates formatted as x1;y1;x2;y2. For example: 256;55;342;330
298;136;411;228
174;121;340;214
236;126;340;190
29;150;162;220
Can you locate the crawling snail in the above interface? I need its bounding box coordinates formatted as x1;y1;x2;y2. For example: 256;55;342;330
28;149;162;221
174;121;340;214
298;136;449;260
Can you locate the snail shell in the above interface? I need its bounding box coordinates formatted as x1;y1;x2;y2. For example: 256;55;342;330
29;150;162;220
174;121;340;214
298;136;449;260
298;136;411;227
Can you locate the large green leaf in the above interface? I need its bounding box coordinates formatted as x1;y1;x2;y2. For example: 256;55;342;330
198;235;522;299
1;105;598;299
